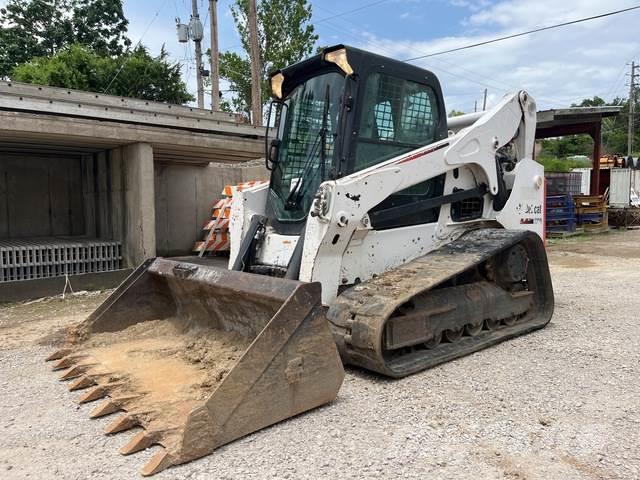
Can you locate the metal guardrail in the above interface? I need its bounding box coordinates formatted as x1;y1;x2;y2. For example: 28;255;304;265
0;238;122;282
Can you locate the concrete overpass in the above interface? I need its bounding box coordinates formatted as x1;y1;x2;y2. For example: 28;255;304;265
0;82;268;301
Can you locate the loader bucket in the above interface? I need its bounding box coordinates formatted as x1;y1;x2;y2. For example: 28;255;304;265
46;258;345;476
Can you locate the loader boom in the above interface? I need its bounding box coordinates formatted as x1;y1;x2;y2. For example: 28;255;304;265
298;90;542;303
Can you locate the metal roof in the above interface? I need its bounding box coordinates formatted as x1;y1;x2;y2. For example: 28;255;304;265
537;106;622;129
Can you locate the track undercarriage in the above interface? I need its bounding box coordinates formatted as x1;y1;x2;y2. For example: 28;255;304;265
327;228;554;377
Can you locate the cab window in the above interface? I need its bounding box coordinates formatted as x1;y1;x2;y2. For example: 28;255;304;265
355;73;440;171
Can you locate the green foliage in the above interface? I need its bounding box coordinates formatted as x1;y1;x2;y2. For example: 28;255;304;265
216;0;318;118
0;0;131;78
537;154;592;172
448;109;465;117
12;44;193;104
572;96;607;107
72;0;130;56
540;135;593;158
600;97;632;155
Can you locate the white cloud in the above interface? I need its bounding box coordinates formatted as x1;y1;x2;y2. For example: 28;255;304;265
450;0;493;13
338;0;640;112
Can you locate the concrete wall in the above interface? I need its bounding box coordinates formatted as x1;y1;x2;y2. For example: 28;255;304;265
0;145;268;265
0;145;266;264
154;160;269;256
0;154;85;238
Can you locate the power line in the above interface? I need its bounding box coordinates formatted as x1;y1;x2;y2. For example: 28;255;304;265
317;10;570;107
312;3;574;107
103;0;169;93
404;5;640;61
314;0;391;24
606;63;630;100
606;47;640;100
172;0;181;17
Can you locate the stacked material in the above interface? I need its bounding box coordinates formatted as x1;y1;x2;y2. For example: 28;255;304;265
546;194;577;236
545;172;583;196
192;181;268;256
0;238;122;282
573;195;608;233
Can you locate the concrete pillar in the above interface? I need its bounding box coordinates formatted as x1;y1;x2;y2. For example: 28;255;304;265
591;122;602;196
81;154;97;238
0;161;7;238
95;151;111;238
109;148;124;243
119;143;156;267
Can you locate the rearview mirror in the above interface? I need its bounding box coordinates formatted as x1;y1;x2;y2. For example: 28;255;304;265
268;139;281;169
265;100;287;171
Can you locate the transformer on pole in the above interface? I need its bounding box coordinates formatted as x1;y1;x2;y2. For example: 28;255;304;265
176;1;207;109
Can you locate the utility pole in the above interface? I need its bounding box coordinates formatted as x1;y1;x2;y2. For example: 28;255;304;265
628;61;638;156
482;88;488;111
248;0;262;126
192;0;205;109
209;0;220;111
474;100;478;113
176;6;206;108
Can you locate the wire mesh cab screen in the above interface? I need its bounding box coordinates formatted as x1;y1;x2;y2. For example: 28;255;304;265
355;72;440;171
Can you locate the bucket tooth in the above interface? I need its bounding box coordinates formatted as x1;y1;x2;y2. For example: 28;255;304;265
59;364;95;381
141;450;173;477
105;414;139;435
105;414;140;434
120;431;159;455
78;384;114;404
52;355;84;371
89;395;139;417
68;375;97;391
90;399;120;418
46;349;72;361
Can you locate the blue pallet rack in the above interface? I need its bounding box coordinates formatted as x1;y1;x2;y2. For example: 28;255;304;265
546;194;576;233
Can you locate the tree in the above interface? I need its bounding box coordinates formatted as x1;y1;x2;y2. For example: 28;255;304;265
72;0;130;56
572;96;607;108
540;135;593;159
216;0;318;118
0;0;131;78
12;44;193;104
448;109;465;117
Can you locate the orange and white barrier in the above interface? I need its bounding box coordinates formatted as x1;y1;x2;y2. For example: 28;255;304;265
193;181;267;256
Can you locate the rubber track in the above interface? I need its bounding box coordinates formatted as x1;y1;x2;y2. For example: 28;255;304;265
327;228;554;378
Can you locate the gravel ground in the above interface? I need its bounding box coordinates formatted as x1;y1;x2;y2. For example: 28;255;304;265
1;230;640;480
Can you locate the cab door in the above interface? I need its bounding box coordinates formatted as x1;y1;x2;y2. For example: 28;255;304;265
349;71;448;229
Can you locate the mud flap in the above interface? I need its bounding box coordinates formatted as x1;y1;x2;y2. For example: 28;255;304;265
47;258;344;476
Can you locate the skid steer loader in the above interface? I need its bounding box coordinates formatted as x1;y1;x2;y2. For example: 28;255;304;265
47;45;554;475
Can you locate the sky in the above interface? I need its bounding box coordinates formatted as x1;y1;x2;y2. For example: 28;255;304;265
3;0;640;112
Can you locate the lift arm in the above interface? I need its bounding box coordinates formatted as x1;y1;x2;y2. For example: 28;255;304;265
300;91;539;303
